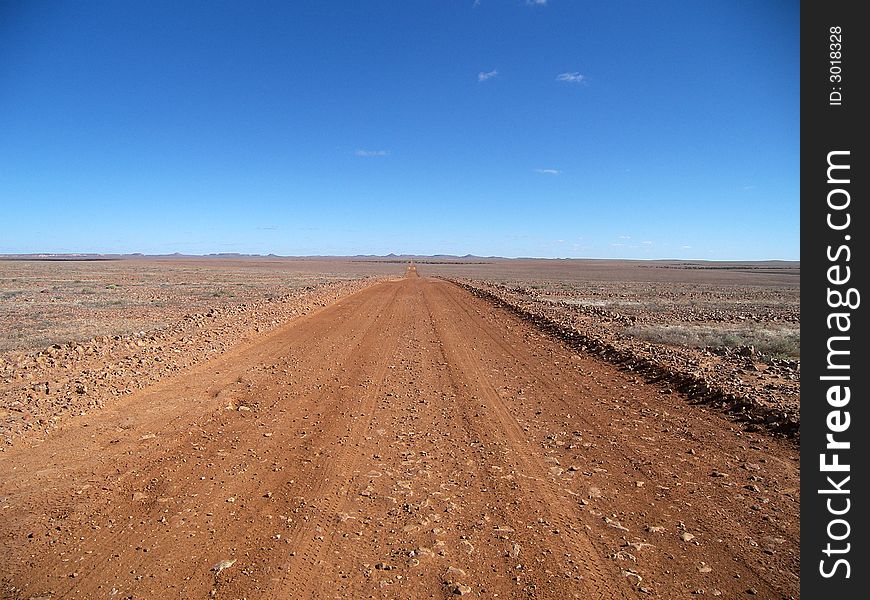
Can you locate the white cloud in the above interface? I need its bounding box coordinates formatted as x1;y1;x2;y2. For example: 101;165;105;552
534;168;561;175
641;240;653;245
527;0;547;5
681;245;692;249
556;72;586;84
618;235;631;240
355;149;390;157
478;69;498;82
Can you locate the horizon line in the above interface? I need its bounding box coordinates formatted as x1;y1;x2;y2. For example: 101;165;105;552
0;252;801;263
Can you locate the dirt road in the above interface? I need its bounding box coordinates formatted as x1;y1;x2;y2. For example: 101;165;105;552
0;276;799;599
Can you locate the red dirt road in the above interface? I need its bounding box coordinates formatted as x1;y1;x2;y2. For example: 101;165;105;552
0;276;799;599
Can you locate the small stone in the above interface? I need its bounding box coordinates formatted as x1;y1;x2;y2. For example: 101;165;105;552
445;566;466;579
622;569;643;586
604;517;629;532
211;559;236;574
627;541;654;551
681;532;696;542
451;583;472;595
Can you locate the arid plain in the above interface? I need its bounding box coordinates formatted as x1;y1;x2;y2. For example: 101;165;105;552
0;257;799;599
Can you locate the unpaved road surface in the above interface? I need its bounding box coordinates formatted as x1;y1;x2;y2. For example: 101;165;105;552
0;276;799;599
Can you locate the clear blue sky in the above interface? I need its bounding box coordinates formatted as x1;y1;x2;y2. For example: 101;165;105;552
1;0;799;259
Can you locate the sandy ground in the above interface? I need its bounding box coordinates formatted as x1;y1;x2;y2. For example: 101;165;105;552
0;274;798;599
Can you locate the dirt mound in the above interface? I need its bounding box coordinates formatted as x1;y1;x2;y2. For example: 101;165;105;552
0;279;382;446
451;279;799;438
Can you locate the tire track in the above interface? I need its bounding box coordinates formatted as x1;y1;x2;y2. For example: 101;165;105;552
270;286;413;598
426;281;632;600
1;283;402;599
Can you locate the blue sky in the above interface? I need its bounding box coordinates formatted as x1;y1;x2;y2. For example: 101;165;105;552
0;0;799;259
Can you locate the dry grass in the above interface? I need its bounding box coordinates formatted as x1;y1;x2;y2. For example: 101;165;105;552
623;324;800;358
